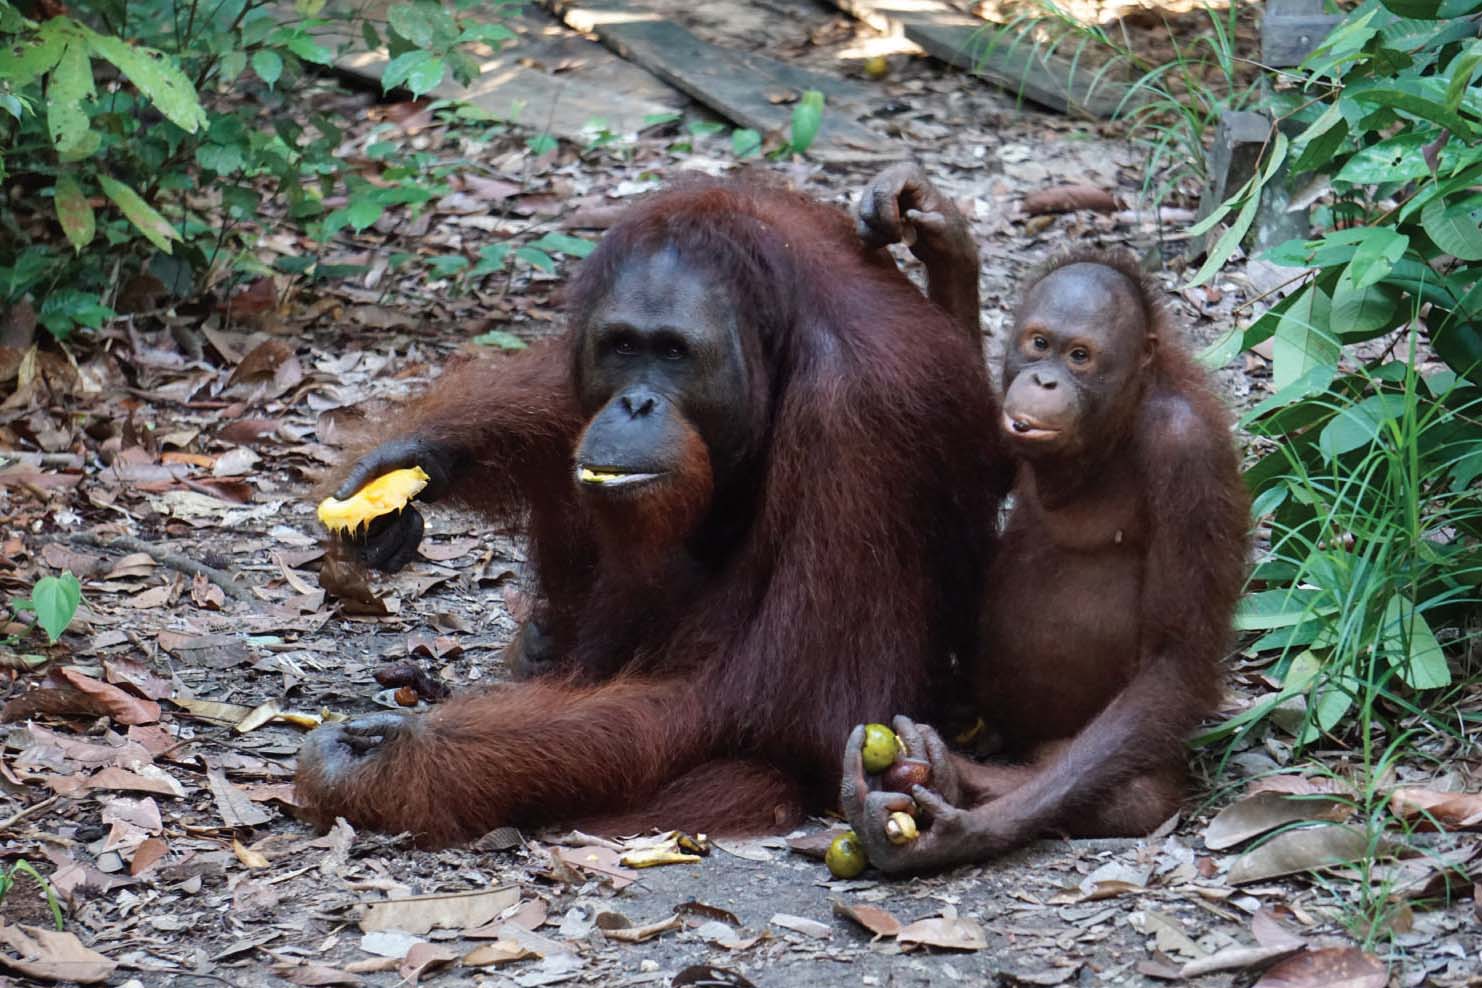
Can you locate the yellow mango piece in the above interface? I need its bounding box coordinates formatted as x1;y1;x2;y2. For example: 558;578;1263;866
317;466;430;535
619;847;703;868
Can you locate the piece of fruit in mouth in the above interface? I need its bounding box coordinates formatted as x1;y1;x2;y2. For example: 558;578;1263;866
317;466;430;534
577;466;654;485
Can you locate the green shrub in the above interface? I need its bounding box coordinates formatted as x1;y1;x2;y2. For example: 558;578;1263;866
1192;0;1481;747
0;0;518;338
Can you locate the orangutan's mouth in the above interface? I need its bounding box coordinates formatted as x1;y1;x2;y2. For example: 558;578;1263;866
1003;413;1062;442
576;466;663;488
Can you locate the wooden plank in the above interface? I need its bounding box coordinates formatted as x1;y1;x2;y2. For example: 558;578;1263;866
829;0;1128;118
317;5;683;142
540;0;898;161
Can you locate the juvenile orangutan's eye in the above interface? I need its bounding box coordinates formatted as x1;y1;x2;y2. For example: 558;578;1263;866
663;342;687;361
612;337;637;356
1032;335;1049;351
1069;347;1090;363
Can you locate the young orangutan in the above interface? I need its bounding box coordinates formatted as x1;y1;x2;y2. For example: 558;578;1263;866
841;165;1249;873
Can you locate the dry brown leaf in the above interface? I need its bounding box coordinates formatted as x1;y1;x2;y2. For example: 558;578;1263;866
1251;906;1308;949
1181;943;1305;977
897;915;986;952
602;914;683;943
170;696;256;725
463;940;536;966
1227;825;1379;885
130;837;169;876
101;657;172;700
281;962;366;985
1205;791;1351;850
770;913;831;939
398;942;457;984
360;886;520;935
1253;947;1387;988
551;846;637;889
0;923;117;984
54;668;160;724
832;900;901;938
88;765;184;798
208;765;272;828
1389;787;1482;830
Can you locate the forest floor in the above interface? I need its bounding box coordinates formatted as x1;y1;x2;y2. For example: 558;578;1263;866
2;2;1480;987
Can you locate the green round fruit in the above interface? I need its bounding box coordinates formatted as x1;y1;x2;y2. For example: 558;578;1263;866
860;723;901;774
825;831;867;878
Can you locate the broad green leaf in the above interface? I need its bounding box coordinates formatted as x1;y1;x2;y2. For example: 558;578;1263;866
1331;271;1398;337
53;174;93;252
0;25;65;86
1347;77;1475;140
1278;649;1322;696
789;89;824;154
460;22;516;45
46;39;93;154
1318;393;1408;460
1302;679;1354;743
1380;594;1450;689
388;4;432;48
342;197;384;231
218;50;246;82
425;254;469;277
529;232;594;258
515;246;554;272
1342;227;1408;290
1185;188;1258;288
1445;40;1482;111
87;33;207;133
1334;133;1434;187
732;128;761;158
471;329;527;349
382;49;432;92
195;142;244;174
404;55;444;96
32;571;81;643
252;49;282;86
1271;284;1340;390
1234;589;1330;631
98;175;180;253
470;243;511;277
283;34;332;65
1421;194;1482;261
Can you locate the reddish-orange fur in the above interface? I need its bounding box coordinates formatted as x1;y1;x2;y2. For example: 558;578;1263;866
296;180;1011;844
961;250;1249;844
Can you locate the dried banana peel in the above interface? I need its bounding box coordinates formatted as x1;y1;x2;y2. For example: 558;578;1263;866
317;466;429;535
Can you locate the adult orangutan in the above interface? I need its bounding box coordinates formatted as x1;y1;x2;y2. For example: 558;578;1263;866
295;178;1011;845
842;165;1248;873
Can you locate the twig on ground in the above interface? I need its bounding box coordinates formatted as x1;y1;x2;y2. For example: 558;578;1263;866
63;532;255;601
0;793;62;834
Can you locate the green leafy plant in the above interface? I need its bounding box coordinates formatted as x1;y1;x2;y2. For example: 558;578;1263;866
10;571;83;643
1184;0;1481;749
0;859;65;930
0;0;519;338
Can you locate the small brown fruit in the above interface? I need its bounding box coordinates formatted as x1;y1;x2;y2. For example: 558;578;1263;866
825;831;868;878
882;757;931;792
394;685;419;707
885;811;918;844
860;723;901;774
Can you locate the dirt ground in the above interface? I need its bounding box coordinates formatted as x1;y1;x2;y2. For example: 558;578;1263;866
3;1;1480;986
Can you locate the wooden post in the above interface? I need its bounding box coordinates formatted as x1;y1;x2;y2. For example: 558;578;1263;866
1262;0;1343;68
